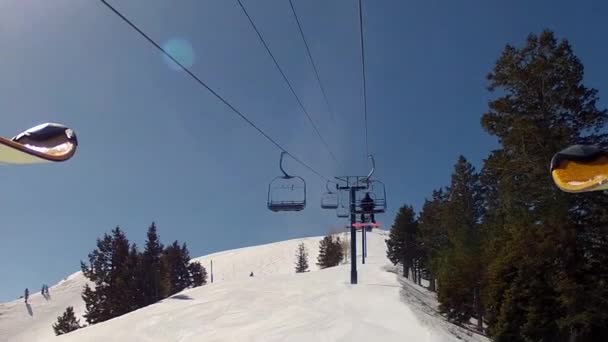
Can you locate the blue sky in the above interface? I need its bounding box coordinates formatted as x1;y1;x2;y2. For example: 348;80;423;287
0;0;607;301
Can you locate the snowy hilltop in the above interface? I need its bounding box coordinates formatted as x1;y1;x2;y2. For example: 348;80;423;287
0;230;487;342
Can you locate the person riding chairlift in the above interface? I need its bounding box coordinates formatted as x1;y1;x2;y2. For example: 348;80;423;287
360;192;376;224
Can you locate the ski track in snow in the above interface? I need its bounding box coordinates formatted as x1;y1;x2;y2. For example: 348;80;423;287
0;230;488;342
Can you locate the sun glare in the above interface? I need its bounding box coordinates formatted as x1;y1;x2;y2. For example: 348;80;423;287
162;38;195;71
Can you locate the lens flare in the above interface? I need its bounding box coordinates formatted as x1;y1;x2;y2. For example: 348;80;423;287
162;38;195;71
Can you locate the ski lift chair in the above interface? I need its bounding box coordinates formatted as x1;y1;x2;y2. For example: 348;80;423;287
268;152;306;212
336;189;350;217
353;180;387;214
321;181;339;209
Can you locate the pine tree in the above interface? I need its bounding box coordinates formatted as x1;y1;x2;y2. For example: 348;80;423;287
385;205;417;277
52;306;82;336
436;156;484;327
294;242;309;273
78;223;208;325
316;236;331;269
481;30;608;340
140;222;164;306
81;284;103;324
417;189;449;292
188;262;207;287
81;227;133;324
179;243;193;290
107;227;132;317
161;242;178;296
316;235;343;269
332;237;344;266
126;243;144;310
81;233;112;324
161;241;192;296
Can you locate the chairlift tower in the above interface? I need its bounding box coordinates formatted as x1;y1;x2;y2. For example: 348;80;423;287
335;155;386;284
335;176;368;285
267;151;386;285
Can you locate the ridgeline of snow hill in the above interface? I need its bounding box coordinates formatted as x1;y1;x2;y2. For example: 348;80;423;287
0;230;488;342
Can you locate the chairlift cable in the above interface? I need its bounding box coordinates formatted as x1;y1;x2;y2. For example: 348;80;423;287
358;0;370;157
287;0;336;126
236;0;340;166
98;0;329;182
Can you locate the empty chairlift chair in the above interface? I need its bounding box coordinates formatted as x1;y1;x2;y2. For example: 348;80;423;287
267;152;306;212
320;181;339;209
336;189;350;218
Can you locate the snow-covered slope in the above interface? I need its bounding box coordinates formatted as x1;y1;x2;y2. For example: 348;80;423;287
0;230;488;342
0;271;88;342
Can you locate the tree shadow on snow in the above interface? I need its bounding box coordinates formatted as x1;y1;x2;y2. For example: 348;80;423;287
25;303;33;316
396;271;486;340
169;294;193;300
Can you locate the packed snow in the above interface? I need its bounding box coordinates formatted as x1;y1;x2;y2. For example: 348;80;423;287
0;271;88;342
0;229;488;342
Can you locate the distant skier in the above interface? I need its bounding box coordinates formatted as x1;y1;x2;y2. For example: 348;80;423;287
249;271;254;277
41;284;49;298
24;288;29;303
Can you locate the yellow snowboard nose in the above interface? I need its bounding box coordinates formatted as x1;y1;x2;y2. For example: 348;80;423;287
551;156;608;193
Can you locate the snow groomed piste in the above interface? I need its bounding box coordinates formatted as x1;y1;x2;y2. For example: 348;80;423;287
0;230;488;342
